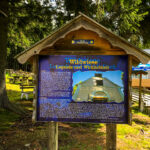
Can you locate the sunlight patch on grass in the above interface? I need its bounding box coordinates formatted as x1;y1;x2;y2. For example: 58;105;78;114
118;124;139;136
6;83;34;102
7;90;21;102
6;83;21;92
117;115;150;149
6;83;33;92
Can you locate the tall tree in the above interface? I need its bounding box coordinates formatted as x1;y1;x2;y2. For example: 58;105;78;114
0;0;54;112
62;0;149;47
139;0;150;48
64;0;96;18
7;0;54;70
96;0;148;47
0;0;12;110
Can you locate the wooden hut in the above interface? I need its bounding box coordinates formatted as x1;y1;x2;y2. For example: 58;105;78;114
15;12;150;121
15;12;150;150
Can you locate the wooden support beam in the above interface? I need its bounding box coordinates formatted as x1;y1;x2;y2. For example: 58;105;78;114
106;124;117;150
128;55;132;124
139;73;144;112
32;55;38;121
48;122;58;150
40;49;126;55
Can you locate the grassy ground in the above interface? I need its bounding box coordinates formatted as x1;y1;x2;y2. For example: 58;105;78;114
0;81;150;150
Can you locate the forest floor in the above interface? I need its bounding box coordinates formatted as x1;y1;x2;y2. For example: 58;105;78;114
0;83;150;150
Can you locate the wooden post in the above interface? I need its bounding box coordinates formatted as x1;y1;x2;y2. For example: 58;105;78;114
106;124;117;150
106;55;133;150
48;122;58;150
128;55;132;124
32;56;58;150
32;55;38;121
139;73;144;112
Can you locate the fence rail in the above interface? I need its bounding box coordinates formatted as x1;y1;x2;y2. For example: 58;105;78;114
132;88;150;106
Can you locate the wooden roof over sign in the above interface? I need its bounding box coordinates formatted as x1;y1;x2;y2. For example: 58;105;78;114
15;12;150;64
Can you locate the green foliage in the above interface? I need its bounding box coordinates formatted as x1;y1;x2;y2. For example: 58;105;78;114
7;0;54;69
6;0;150;70
57;0;150;47
73;84;78;95
96;0;149;47
64;0;96;17
139;0;150;48
73;81;82;95
8;1;150;53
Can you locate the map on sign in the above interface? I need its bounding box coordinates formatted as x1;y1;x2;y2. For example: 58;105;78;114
37;55;128;123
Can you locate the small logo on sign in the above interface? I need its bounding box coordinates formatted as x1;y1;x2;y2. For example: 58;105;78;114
72;39;94;44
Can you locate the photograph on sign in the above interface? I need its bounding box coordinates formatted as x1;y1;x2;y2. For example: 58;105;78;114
37;55;128;123
72;71;124;103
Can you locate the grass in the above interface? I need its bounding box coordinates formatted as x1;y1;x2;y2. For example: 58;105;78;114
0;78;150;149
0;76;34;132
116;103;150;150
0;109;19;131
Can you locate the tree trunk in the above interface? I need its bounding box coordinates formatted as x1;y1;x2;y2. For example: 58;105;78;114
0;0;10;108
0;0;25;115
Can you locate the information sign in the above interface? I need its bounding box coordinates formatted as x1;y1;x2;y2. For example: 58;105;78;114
37;55;128;123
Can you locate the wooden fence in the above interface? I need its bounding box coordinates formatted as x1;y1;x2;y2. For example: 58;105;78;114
132;87;150;107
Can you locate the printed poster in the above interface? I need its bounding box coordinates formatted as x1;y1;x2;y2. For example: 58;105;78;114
37;55;128;123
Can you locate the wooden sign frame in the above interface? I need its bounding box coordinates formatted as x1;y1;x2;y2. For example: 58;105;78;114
15;13;150;150
36;54;130;124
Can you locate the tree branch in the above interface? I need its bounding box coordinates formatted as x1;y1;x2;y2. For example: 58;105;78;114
0;9;8;17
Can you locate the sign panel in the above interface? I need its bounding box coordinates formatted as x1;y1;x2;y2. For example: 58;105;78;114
37;55;128;123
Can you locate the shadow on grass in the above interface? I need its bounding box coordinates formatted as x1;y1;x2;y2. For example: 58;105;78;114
0;89;33;132
133;118;150;125
59;128;104;150
132;103;150;125
68;122;102;128
0;108;20;132
132;103;149;116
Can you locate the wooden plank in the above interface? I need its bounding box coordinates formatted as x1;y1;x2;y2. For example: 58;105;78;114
34;55;58;150
48;122;58;150
106;124;117;150
128;55;132;125
32;55;39;121
39;50;126;55
139;73;144;111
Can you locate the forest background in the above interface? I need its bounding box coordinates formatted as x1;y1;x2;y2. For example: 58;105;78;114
0;0;150;110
